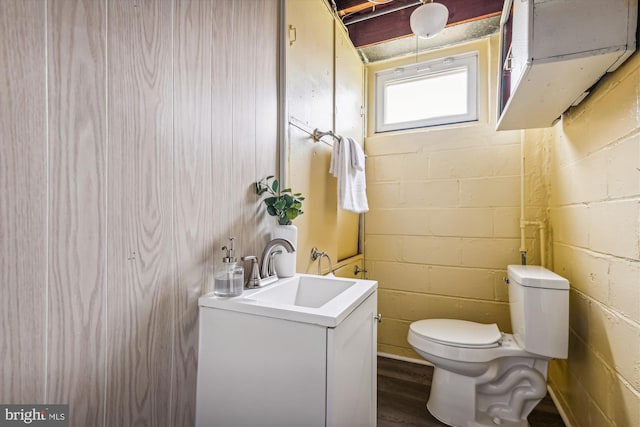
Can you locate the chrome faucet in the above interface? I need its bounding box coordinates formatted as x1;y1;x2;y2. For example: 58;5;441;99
260;238;295;278
241;238;296;288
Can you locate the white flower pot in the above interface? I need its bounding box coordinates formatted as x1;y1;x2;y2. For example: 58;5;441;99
270;224;297;278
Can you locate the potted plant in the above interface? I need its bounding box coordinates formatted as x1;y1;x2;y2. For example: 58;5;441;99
255;175;304;278
255;175;304;226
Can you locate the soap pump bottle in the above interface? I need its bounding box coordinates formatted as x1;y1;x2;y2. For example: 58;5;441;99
213;237;244;297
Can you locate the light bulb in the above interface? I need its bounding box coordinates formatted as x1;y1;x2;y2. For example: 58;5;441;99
410;2;449;39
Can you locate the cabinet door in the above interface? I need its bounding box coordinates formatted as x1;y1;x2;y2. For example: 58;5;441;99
286;0;338;274
497;0;513;120
510;0;531;91
326;292;378;426
498;0;530;118
196;308;327;427
335;26;365;262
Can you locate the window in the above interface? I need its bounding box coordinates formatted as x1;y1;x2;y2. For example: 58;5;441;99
375;52;478;132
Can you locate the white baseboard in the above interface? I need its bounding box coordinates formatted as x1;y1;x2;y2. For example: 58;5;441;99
377;351;433;367
547;385;573;427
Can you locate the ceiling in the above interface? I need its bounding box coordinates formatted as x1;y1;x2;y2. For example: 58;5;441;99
328;0;505;62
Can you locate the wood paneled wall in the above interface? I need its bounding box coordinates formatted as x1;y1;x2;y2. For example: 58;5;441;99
0;1;279;426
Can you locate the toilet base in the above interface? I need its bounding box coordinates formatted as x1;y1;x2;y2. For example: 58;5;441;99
427;367;475;426
428;403;531;427
426;362;543;427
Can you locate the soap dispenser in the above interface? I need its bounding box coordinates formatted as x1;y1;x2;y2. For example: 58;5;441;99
213;237;244;297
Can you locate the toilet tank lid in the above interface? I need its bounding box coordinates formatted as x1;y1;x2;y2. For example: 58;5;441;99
507;265;569;290
410;319;502;348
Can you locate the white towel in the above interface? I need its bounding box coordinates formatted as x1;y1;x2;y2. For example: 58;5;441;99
330;136;369;213
329;136;342;178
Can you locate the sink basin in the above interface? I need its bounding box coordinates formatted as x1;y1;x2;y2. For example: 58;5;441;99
246;275;356;308
199;274;377;327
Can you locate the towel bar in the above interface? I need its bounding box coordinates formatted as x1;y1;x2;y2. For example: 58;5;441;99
312;128;340;142
287;117;337;147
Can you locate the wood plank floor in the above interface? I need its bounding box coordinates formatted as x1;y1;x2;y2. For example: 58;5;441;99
377;356;566;427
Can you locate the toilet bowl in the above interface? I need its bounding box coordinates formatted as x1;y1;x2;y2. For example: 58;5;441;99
409;319;549;427
408;265;569;427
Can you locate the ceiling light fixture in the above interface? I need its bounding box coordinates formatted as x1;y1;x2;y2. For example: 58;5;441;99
410;0;449;39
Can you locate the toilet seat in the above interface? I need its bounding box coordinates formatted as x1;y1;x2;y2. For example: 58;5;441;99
410;319;502;348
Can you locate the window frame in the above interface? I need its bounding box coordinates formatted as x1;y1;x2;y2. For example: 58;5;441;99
375;51;479;133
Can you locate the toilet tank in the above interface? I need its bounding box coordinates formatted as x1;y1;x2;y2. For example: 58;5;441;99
507;265;569;359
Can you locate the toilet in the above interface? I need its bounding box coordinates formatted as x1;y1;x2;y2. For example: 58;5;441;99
408;265;569;427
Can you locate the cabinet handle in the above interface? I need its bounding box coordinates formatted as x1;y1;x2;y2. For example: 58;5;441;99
288;25;296;46
373;313;383;323
504;44;513;72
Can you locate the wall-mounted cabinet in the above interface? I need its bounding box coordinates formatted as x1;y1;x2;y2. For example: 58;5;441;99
285;0;365;272
497;0;637;130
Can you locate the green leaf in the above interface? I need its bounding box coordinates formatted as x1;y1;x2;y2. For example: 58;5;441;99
286;208;299;220
255;175;304;224
278;217;292;226
274;199;286;210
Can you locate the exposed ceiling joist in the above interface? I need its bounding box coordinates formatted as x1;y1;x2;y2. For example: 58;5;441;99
333;0;504;48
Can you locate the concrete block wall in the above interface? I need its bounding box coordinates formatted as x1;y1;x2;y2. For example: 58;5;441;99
537;52;640;427
365;33;640;426
365;37;546;359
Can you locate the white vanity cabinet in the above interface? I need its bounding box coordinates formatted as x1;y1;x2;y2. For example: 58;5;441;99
195;290;378;427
